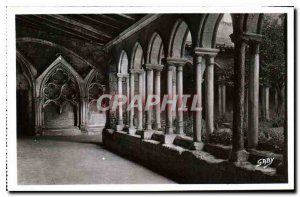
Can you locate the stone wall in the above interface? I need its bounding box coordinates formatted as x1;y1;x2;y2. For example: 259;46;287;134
103;129;285;183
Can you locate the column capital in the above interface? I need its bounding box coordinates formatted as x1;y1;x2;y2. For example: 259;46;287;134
116;73;129;78
230;32;263;45
162;57;188;67
129;68;144;74
142;63;163;71
193;47;219;57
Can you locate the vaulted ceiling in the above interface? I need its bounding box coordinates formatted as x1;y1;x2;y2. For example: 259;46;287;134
16;14;146;46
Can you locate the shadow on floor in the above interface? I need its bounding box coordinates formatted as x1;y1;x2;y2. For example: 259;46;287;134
18;134;103;147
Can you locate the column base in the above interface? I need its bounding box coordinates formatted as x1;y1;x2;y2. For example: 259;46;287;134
116;124;124;131
228;149;249;162
80;125;87;133
141;130;155;140
165;127;174;134
145;123;152;131
164;134;177;144
153;123;162;131
137;126;143;131
128;128;136;135
176;121;184;135
193;141;205;150
247;141;258;150
35;126;42;136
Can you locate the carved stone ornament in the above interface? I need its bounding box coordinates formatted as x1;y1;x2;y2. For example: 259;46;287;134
43;66;79;109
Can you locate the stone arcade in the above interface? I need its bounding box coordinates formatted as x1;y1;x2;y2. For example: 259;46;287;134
16;13;287;184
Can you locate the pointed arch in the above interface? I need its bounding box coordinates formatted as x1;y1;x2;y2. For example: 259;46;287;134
131;42;144;69
118;50;129;74
168;19;191;58
147;32;165;64
36;55;85;98
17;37;97;70
16;50;37;79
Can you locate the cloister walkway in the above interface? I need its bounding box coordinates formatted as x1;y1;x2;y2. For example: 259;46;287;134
17;135;174;185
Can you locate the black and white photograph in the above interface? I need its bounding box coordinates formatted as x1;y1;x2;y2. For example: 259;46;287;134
2;2;296;192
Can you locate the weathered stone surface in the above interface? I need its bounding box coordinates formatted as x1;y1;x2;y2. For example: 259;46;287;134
103;130;284;183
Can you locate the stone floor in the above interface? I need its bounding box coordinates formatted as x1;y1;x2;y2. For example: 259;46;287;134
17;134;174;185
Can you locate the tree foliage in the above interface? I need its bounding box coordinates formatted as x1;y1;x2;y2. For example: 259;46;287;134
260;14;286;89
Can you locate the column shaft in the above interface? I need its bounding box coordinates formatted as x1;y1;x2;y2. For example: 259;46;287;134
218;84;222;117
176;65;184;134
117;76;124;126
229;33;249;161
126;77;130;125
248;42;259;149
146;69;153;130
137;73;143;130
266;87;270;120
129;73;135;129
154;70;162;130
172;67;177;122
166;65;174;134
193;55;203;142
205;56;214;134
222;84;226;116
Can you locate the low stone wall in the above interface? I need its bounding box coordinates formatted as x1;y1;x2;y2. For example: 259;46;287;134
103;129;285;184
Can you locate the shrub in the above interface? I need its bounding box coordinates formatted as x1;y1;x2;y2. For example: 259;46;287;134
269;116;285;127
258;127;284;154
208;129;232;145
184;118;205;137
208;123;284;154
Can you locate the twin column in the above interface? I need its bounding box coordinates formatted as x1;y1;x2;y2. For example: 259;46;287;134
192;48;219;143
162;58;188;135
229;32;262;161
128;69;144;131
143;64;164;131
116;73;128;130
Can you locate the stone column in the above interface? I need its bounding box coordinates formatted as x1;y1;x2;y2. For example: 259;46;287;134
228;32;262;161
248;40;261;149
244;87;249;125
162;58;188;135
218;80;226;117
143;64;154;130
266;87;270;120
192;51;204;144
129;70;135;132
34;97;43;135
116;73;124;130
172;67;177;122
274;88;278;111
193;48;219;146
137;70;144;130
162;59;175;134
142;71;146;128
153;65;164;130
222;84;226;116
80;97;88;132
176;63;185;134
261;86;270;120
205;55;216;134
218;83;222;117
126;76;130;125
